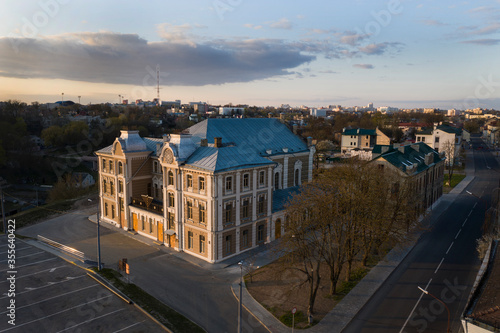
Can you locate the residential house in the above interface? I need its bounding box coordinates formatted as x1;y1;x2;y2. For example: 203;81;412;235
95;118;314;263
341;127;391;157
70;172;95;188
416;123;462;164
371;142;445;210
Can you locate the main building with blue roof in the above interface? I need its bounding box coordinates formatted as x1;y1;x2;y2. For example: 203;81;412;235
96;118;314;263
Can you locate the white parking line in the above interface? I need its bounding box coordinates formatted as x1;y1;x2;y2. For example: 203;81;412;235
0;251;45;263
462;218;468;227
0;257;56;272
0;246;33;254
0;275;86;300
0;295;113;332
455;229;462;240
111;320;145;333
55;309;125;333
446;242;454;255
400;278;433;333
434;258;445;274
0;265;67;284
0;284;100;314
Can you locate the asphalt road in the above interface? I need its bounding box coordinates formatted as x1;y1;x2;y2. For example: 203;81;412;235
344;137;498;333
18;207;269;333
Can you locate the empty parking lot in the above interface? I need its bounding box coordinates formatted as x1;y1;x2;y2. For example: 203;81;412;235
0;235;165;333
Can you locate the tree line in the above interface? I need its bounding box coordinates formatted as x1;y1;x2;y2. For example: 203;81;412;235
276;160;422;323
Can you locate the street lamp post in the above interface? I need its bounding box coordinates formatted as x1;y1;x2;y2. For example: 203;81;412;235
238;261;243;333
88;198;102;271
418;286;451;333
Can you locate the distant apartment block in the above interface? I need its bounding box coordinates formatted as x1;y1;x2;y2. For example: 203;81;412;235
341;127;391;157
416;123;462;164
95;118;315;263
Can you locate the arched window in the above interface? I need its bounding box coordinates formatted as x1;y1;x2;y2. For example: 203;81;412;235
118;162;123;175
168;171;174;186
274;172;280;189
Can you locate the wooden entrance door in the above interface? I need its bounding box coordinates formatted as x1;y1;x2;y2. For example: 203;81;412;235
275;219;281;239
132;213;138;231
158;223;164;242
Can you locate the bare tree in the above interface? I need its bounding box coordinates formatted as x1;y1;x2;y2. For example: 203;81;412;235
442;139;457;186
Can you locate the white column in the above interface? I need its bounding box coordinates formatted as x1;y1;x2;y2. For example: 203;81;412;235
207;175;213;261
267;166;273;242
252;170;257;221
283;156;289;189
236;171;241;226
217;175;223;231
308;146;315;182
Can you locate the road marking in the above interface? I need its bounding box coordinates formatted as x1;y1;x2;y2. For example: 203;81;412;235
112;321;146;333
0;275;86;299
400;278;433;333
455;229;462;240
473;202;477;209
446;242;454;255
462;218;468;227
0;251;45;263
0;265;67;284
0;246;33;254
55;308;125;333
0;284;99;315
434;258;445;274
0;257;57;272
0;295;113;332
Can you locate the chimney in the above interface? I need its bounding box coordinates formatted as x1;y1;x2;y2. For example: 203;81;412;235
307;137;313;147
200;139;208;147
411;144;420;152
214;137;222;148
398;145;405;153
381;146;389;154
156;143;162;155
393;143;400;149
425;152;433;165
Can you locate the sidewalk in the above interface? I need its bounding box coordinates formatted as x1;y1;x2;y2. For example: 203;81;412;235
231;147;476;333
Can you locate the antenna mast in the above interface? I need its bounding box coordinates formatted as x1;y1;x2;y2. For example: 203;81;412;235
156;65;160;106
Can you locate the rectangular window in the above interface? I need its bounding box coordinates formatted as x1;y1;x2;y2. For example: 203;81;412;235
259;171;265;185
199;235;205;253
149;218;153;233
168;212;175;229
422;137;425;142
187;174;193;188
110;181;114;195
109;160;113;173
199;177;205;191
111;205;115;219
435;137;439;143
118;162;123;174
118;180;123;193
225;176;232;192
168;171;174;186
104;203;108;216
187;201;193;219
225;235;232;254
242;199;249;218
258;196;265;214
199;203;206;223
188;231;193;249
168;192;174;207
243;174;249;188
242;229;248;248
141;216;145;230
153;161;158;173
102;159;106;171
225;203;232;224
257;225;264;242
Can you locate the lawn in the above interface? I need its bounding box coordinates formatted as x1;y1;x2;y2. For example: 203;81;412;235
443;174;466;193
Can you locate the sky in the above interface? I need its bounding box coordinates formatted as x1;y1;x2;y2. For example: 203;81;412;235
0;0;499;109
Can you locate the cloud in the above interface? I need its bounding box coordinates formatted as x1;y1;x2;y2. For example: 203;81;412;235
469;22;500;35
244;24;263;30
338;32;369;46
420;20;447;26
461;38;500;45
269;18;292;30
353;64;374;69
0;31;315;86
358;42;403;55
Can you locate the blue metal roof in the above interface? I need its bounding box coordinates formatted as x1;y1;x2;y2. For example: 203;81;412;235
185;146;275;172
272;186;300;212
188;118;309;156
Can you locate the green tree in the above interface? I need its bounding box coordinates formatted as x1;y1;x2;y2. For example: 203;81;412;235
41;126;64;147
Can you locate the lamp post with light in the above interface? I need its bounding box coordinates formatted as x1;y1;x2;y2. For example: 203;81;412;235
418;286;450;333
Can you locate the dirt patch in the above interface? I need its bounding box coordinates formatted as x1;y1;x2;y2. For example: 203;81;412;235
245;257;370;328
